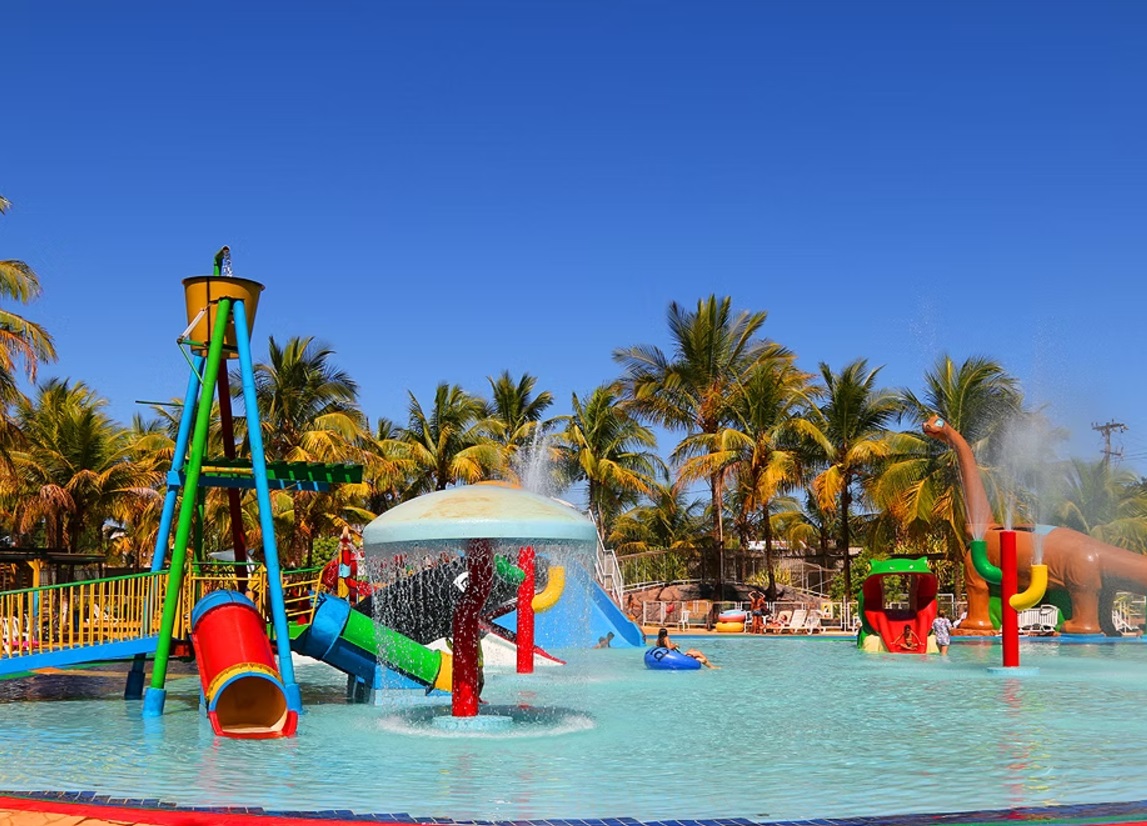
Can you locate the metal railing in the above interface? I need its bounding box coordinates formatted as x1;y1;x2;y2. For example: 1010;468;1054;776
1;571;168;658
1;565;326;663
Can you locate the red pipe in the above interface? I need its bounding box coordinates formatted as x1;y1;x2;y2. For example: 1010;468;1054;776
1001;529;1019;667
452;539;494;716
216;369;249;592
517;546;536;674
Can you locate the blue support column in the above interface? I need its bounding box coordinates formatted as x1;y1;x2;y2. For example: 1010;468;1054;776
150;355;205;573
232;298;301;712
134;354;204;703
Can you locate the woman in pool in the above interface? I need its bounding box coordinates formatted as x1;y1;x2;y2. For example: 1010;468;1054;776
656;627;718;668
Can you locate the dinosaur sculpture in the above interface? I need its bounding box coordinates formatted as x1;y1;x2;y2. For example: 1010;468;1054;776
923;415;1147;636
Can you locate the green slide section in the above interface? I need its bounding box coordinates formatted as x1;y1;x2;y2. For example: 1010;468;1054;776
341;606;446;687
294;595;453;693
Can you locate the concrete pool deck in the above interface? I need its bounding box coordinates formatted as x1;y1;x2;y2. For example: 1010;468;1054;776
6;794;1147;826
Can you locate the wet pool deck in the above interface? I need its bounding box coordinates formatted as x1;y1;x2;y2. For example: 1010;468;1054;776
5;794;1147;826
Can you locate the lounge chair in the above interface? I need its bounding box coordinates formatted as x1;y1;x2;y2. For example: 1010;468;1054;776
1111;608;1137;635
1019;604;1060;635
765;610;791;633
780;608;808;634
801;611;822;634
1018;607;1042;634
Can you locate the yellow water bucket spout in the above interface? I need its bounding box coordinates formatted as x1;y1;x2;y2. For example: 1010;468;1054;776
182;275;265;357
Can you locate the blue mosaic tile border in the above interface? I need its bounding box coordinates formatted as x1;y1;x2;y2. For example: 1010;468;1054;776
5;790;1147;826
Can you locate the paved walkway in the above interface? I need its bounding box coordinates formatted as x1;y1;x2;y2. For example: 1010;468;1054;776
7;794;1147;826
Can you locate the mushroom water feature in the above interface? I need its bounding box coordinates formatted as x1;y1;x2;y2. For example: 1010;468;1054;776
361;483;598;729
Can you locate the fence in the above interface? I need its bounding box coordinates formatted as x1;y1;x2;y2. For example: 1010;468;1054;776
0;565;324;662
640;597;856;632
1;571;168;657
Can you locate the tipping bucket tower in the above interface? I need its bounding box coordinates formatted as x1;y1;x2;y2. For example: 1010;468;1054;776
142;248;302;725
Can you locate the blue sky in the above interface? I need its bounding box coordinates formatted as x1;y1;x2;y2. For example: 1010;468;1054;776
4;2;1147;474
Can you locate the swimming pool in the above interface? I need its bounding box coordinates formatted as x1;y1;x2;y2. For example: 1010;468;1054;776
2;638;1147;822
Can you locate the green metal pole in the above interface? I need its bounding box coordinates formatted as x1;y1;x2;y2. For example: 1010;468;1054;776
147;298;233;700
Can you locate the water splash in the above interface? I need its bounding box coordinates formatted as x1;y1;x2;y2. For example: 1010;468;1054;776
512;428;562;497
991;413;1067;564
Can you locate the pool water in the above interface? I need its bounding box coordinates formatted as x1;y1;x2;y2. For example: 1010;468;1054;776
2;638;1147;821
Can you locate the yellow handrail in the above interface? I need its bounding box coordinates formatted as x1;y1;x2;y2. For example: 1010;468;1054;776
0;571;169;659
1;565;326;663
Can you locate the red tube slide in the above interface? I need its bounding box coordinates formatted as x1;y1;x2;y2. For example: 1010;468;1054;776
190;590;298;739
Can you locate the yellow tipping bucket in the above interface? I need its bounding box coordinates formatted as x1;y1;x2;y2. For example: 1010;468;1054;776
182;275;265;357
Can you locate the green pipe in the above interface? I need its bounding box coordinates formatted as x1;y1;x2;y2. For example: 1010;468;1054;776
496;556;525;585
341;607;444;686
970;538;1002;585
150;298;233;691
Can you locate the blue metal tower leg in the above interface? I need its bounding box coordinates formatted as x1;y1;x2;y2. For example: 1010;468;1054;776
232;299;301;712
134;354;204;703
150;355;205;573
125;655;146;700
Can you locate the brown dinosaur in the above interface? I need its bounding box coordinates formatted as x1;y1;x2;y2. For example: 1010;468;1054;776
923;415;1147;636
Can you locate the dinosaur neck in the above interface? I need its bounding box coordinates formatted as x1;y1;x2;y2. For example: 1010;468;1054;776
945;427;995;538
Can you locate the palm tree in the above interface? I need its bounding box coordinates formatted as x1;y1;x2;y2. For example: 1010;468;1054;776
608;482;707;554
718;358;814;596
1;379;158;553
1052;458;1147;553
609;481;707;584
242;336;364;461
558;384;662;536
401;383;501;492
238;336;372;565
363;416;418;514
0;195;56;433
483;370;558;486
801;359;901;597
871;355;1024;568
614;295;787;581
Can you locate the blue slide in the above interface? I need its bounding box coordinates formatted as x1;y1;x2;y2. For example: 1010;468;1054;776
504;562;643;648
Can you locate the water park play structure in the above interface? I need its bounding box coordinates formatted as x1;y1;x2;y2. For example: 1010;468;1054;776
359;482;633;723
922;415;1147;639
856;556;940;654
0;250;641;738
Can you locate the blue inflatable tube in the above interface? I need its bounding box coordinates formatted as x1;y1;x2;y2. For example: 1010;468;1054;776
644;646;702;670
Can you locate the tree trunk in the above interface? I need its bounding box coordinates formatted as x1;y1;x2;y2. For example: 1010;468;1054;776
762;499;777;600
841;476;853;597
711;473;724;598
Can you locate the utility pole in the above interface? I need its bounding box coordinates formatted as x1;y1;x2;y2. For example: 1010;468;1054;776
1092;419;1127;468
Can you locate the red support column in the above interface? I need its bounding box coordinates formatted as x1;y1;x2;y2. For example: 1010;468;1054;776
1001;529;1019;668
452;538;494;717
517;546;536;674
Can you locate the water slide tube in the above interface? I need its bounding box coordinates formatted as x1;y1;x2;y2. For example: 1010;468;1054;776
292;593;452;692
644;647;702;670
189;591;298;739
